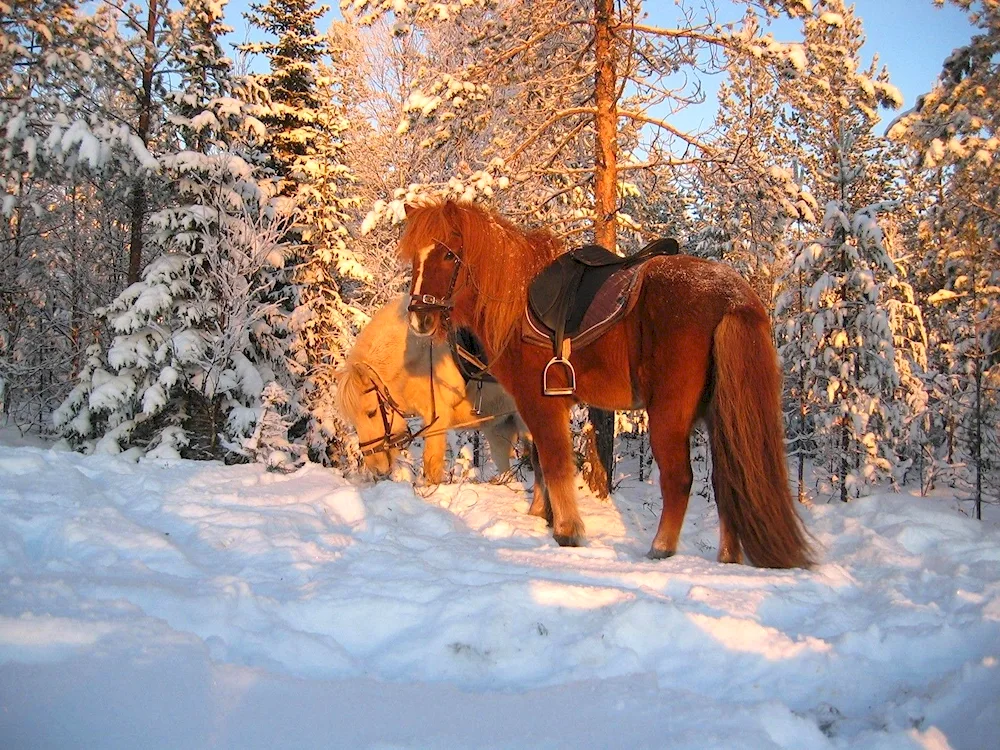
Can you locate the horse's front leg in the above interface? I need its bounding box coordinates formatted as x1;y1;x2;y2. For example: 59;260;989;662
525;438;551;524
422;426;448;484
520;397;583;546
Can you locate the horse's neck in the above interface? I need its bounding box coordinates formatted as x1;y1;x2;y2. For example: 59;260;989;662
353;300;411;381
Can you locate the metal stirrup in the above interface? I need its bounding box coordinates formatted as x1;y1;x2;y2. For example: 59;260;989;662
542;339;576;396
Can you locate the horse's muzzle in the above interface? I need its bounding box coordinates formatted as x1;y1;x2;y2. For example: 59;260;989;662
363;449;395;478
408;310;438;337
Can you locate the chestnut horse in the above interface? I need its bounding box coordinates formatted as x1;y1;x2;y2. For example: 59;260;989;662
398;200;813;568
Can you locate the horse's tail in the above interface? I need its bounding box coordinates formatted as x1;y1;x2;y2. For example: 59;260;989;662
708;309;815;569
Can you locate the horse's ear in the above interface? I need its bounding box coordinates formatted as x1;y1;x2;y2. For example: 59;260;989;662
404;203;415;218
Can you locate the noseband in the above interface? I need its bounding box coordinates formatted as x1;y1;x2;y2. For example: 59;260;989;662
407;244;462;325
356;365;414;458
355;357;440;460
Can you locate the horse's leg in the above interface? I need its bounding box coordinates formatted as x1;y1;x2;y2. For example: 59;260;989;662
522;399;582;545
646;416;694;559
422;428;447;484
421;400;451;484
526;437;552;525
716;508;743;564
482;417;517;473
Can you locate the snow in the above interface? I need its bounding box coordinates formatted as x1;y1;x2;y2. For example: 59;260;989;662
0;442;997;748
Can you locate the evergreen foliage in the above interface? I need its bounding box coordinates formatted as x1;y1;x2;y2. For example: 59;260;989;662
0;0;991;513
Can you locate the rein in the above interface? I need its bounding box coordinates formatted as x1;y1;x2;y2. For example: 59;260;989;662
355;352;440;458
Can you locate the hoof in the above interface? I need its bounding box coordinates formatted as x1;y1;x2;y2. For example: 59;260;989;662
554;534;582;547
647;547;675;560
717;549;743;565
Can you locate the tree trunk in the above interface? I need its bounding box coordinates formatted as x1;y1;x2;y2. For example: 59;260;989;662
839;419;849;503
586;0;618;497
974;357;982;520
128;0;159;285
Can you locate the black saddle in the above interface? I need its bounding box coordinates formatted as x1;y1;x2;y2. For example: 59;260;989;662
449;327;493;384
448;327;495;416
526;237;679;395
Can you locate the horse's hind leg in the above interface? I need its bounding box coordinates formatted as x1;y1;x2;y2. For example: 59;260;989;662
482;417;517;473
717;511;743;564
646;421;693;559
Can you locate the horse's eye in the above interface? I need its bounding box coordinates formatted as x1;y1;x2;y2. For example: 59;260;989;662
444;249;456;261
365;409;377;419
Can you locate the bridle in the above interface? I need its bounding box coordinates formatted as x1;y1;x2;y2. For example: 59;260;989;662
355;359;440;460
406;242;502;401
407;242;463;328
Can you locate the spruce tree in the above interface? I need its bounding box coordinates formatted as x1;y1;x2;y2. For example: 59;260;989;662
773;0;926;501
55;0;304;461
243;0;368;463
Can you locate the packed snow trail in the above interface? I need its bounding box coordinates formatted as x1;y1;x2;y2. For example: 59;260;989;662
0;444;997;749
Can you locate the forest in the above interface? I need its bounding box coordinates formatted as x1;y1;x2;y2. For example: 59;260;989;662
1;0;997;514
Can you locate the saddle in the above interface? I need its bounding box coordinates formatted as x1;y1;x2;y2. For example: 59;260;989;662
448;327;494;415
524;237;679;395
449;328;491;384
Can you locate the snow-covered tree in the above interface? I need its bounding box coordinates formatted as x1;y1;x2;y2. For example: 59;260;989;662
0;1;162;429
688;11;816;311
54;153;298;459
889;0;1000;519
773;0;925;502
242;0;372;463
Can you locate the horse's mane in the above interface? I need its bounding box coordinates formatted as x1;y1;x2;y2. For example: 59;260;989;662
335;360;370;423
398;201;562;357
335;297;408;421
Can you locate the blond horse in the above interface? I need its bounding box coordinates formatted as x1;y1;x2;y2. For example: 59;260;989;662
336;295;524;483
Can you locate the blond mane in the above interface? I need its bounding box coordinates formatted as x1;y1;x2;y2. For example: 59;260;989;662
398;201;562;357
335;361;371;423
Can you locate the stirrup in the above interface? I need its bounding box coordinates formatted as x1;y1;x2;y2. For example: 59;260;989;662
472;381;484;415
542;339;575;396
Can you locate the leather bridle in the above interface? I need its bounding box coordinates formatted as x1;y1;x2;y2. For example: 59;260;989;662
355;358;440;460
407;243;462;326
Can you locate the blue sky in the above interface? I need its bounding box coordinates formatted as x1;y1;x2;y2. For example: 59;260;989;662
224;0;976;126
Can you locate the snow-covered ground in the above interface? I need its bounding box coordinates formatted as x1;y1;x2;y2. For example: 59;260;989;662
1;441;998;750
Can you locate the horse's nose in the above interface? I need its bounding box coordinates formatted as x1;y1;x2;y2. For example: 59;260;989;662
365;453;391;478
409;311;437;337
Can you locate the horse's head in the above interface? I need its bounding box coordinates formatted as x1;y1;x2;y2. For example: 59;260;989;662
335;362;409;477
398;199;557;357
399;201;468;340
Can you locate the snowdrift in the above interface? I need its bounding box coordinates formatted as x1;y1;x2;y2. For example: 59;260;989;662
0;445;997;749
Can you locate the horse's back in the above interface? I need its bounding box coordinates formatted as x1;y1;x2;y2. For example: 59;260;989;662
639;254;767;329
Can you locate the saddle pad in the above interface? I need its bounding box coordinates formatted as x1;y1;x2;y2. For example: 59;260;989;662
522;263;643;351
